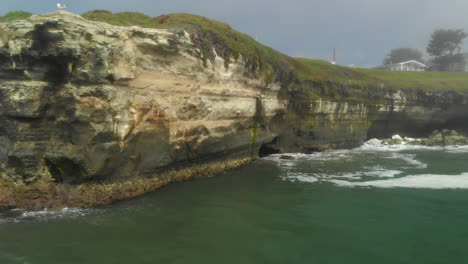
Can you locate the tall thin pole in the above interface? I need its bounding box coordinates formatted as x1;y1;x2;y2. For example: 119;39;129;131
331;48;336;65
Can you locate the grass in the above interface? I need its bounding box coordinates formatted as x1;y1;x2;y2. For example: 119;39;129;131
82;11;296;79
355;68;468;91
294;58;375;84
81;11;281;60
81;10;156;27
4;10;468;92
0;11;32;22
81;10;468;91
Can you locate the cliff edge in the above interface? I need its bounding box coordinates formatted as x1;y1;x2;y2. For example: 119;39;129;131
1;11;468;210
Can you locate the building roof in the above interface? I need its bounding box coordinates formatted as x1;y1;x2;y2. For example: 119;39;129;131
398;60;427;67
372;60;427;69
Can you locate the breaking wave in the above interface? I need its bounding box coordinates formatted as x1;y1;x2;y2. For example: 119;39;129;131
269;138;468;190
328;173;468;189
357;138;468;152
0;208;95;224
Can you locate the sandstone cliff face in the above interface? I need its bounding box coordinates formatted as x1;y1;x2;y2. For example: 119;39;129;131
1;12;468;210
274;86;468;154
0;11;286;209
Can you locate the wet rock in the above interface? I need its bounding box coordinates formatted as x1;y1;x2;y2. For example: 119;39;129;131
381;130;468;146
430;130;440;137
384;135;404;145
443;135;468;146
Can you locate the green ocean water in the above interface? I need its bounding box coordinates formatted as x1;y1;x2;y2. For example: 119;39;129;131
2;144;468;264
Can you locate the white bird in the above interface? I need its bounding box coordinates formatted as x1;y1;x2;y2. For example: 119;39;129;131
57;3;68;9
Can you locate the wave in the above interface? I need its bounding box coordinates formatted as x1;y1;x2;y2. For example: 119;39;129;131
327;173;468;189
284;170;468;190
314;169;402;180
357;138;468;153
388;153;428;169
284;173;319;183
264;150;353;163
264;141;468;166
360;168;403;178
269;139;468;190
282;167;403;184
0;207;94;224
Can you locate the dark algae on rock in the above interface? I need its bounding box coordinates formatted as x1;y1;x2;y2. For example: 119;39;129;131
2;10;468;210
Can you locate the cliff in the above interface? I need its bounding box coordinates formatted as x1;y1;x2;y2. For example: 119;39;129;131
1;11;468;210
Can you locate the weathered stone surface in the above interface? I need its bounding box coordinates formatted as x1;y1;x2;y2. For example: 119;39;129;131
0;12;285;209
1;11;468;210
378;130;468;147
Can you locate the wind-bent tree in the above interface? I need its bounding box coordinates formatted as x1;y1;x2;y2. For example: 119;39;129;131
427;29;467;71
383;48;423;65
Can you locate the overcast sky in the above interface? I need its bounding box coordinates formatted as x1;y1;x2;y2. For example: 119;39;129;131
2;0;468;66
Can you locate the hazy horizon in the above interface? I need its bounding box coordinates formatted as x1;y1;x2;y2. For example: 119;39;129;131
1;0;468;67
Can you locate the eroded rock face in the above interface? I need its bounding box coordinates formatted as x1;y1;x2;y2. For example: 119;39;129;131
274;83;468;153
0;12;286;209
2;11;468;210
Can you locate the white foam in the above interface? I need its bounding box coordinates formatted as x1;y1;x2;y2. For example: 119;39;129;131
283;168;401;183
266;140;468;190
263;140;468;164
365;169;403;178
21;207;90;218
445;145;468;153
389;153;428;169
328;173;363;180
328;172;468;189
324;169;401;179
357;138;468;153
264;150;354;163
0;207;93;224
357;139;440;152
283;173;319;183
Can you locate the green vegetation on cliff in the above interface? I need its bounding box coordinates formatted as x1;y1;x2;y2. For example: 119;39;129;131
82;10;281;61
81;10;156;27
82;10;286;79
4;10;468;92
356;68;468;91
81;10;468;92
0;11;32;22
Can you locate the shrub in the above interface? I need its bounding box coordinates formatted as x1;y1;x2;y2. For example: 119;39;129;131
0;11;33;22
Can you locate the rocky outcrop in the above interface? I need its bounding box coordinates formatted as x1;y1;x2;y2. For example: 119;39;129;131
2;11;468;210
380;130;468;146
0;12;286;210
270;84;468;154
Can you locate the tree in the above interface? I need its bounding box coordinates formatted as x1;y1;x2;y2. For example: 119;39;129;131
383;48;423;65
427;29;467;71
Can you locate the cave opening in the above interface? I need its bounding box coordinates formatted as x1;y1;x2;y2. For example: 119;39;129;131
44;157;87;184
258;137;281;158
367;114;468;140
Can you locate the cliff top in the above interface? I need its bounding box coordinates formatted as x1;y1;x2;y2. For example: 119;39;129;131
2;10;468;92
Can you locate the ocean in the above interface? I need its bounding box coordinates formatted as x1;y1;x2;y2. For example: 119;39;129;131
2;141;468;263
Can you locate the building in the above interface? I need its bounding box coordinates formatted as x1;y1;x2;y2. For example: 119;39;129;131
374;60;427;71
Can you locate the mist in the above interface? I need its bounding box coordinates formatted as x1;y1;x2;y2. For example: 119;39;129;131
1;0;467;66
